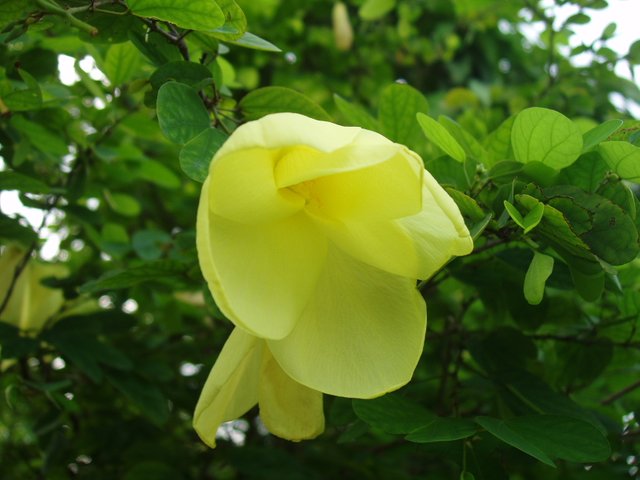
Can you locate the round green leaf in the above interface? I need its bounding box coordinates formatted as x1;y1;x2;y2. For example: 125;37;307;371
512;107;583;169
524;252;554;305
157;81;210;144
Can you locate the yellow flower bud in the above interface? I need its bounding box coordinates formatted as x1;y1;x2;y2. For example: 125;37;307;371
333;2;354;51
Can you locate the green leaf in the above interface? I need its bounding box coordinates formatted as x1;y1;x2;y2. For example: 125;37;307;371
106;371;170;425
3;69;42;112
359;0;396;20
417;113;465;162
208;0;247;41
135;160;181;189
446;188;486;222
512;107;583;169
157;81;211;144
334;94;381;132
565;12;590;25
507;415;610;463
484;115;515;166
503;200;524;227
225;31;281;52
78;260;190;293
0;212;37;245
378;84;428;151
598;141;640;182
128;0;225;31
582;119;623;152
105;191;141;217
555;152;608;192
352;394;435;434
239;86;332;121
438;116;489;164
102;43;142;86
469;213;493;240
132;229;172;260
179;127;227;182
475;416;555;466
9;115;68;156
0;171;52;194
405;417;477;443
523;252;554;305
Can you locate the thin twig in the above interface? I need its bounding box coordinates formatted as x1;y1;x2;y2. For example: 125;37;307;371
601;379;640;405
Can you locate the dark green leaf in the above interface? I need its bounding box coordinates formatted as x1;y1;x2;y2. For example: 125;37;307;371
405;417;477;443
353;394;434;434
179;127;227;182
157;81;211;144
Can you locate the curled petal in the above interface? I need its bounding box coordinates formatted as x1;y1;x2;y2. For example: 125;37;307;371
197;179;328;340
311;172;474;279
209;147;304;225
268;246;427;399
193;329;263;448
278;145;424;221
259;351;324;441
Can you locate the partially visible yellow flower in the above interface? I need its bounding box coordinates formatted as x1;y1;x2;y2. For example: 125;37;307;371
194;327;324;447
195;112;473;444
0;246;67;333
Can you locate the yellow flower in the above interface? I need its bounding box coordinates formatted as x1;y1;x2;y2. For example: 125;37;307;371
195;113;473;442
0;246;67;333
194;327;324;447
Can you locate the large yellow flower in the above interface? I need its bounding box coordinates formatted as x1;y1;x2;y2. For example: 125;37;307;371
194;327;324;447
195;112;473;441
0;246;67;333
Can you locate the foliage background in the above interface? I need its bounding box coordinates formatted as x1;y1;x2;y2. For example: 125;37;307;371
1;0;640;478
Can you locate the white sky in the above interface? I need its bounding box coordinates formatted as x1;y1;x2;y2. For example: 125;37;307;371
1;2;639;260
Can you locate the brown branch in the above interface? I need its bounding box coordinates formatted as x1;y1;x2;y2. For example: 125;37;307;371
601;379;640;406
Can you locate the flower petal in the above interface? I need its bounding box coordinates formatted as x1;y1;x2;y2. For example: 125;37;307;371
197;179;328;340
258;350;324;441
215;112;383;157
310;172;474;279
268;246;427;399
209;147;304;224
308;146;423;221
193;328;263;448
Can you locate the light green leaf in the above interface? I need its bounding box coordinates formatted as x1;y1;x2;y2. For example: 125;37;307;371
225;32;281;52
103;43;142;86
417;112;465;162
105;191;141;217
128;0;225;31
378;84;428;151
484;115;515;166
503;200;525;228
512;107;583;169
438;116;489;164
524;252;554;305
523;202;544;233
598;141;640;182
208;0;246;41
157;81;210;144
359;0;396;20
582;119;623;152
475;416;555;467
179;128;227;182
135;160;181;189
334;94;381;132
239;86;332;121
